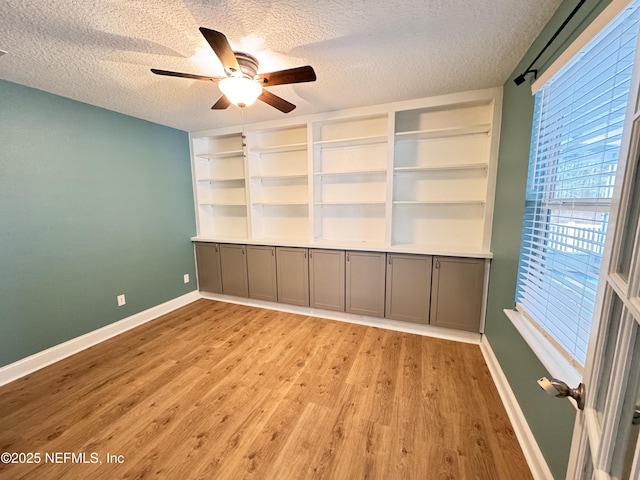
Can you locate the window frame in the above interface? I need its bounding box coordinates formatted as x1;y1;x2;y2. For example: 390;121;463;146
506;0;639;384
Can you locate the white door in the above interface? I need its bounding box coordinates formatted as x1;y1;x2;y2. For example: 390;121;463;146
567;29;640;479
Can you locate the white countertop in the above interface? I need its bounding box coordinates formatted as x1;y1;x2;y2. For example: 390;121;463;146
191;236;493;259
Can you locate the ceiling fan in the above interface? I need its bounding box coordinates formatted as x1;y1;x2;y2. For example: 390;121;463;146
151;27;316;113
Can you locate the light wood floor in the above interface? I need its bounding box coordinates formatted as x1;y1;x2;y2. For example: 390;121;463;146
0;299;532;479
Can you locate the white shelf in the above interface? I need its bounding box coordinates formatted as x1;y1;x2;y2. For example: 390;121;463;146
395;124;491;141
393;200;485;206
313;135;387;149
313;238;388;249
315;201;386;206
200;202;247;207
393;163;488;173
387;242;492;258
314;169;387;177
251;174;308;180
251;236;310;245
252;202;308;207
195;149;245;160
197;177;245;182
250;142;307;155
192;236;493;259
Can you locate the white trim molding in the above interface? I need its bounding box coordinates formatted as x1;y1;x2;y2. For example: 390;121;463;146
504;309;583;390
480;336;554;480
0;291;200;387
200;292;482;345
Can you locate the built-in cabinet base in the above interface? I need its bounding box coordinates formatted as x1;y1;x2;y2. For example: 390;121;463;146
247;245;278;302
275;247;309;306
195;242;486;333
385;253;432;324
346;251;386;318
430;256;485;332
219;244;248;297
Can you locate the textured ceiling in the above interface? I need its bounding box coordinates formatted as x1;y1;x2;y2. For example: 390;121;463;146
0;0;562;132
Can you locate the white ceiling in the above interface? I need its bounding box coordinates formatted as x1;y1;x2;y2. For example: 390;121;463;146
0;0;562;132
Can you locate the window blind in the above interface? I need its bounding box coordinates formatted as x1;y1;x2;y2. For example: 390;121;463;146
516;1;640;366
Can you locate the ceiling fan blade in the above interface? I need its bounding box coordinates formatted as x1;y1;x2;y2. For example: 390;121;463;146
199;27;241;74
151;68;220;82
258;90;296;113
256;66;316;86
211;95;231;110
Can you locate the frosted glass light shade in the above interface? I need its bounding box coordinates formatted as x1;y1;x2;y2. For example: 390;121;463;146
218;76;262;107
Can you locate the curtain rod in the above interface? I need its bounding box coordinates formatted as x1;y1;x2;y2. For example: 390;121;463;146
514;0;588;85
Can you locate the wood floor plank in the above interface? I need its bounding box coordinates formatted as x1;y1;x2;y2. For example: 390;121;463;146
0;299;533;480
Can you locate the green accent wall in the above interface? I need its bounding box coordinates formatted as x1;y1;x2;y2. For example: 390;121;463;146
0;80;196;367
486;0;615;477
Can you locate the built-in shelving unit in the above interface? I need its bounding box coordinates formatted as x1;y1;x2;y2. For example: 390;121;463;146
312;114;389;246
191;133;248;239
245;124;309;242
391;100;495;252
189;88;502;257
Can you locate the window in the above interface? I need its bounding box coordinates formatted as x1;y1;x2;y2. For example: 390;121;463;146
515;1;640;367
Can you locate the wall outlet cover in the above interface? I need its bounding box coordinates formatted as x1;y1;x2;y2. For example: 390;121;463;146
183;274;190;283
117;294;126;306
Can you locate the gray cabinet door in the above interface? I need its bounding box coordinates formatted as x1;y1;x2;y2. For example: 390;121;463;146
309;249;345;312
430;256;485;332
195;242;222;294
346;251;386;318
385;253;432;324
247;245;278;302
220;244;249;298
276;247;309;306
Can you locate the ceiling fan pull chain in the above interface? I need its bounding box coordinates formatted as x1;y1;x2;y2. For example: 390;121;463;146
241;108;247;161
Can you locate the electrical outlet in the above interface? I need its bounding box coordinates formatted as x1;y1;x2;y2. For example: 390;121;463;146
117;294;126;306
183;274;190;283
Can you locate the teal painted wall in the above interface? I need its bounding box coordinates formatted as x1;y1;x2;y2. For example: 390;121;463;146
486;0;615;477
0;80;197;367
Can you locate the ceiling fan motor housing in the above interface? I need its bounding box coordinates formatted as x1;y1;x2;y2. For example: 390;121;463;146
233;52;259;79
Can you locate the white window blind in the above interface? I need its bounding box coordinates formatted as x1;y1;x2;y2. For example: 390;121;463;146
516;1;640;366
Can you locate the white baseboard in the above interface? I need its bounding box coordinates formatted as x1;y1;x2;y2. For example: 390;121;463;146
480;336;553;480
0;291;201;387
200;292;482;345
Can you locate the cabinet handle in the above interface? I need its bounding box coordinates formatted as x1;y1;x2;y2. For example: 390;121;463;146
215;244;218;253
304;251;307;259
347;252;350;262
309;251;313;259
388;255;392;265
272;248;275;256
435;257;439;269
242;247;245;255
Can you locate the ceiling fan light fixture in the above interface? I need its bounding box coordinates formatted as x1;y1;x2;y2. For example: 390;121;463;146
218;76;262;108
152;28;316;113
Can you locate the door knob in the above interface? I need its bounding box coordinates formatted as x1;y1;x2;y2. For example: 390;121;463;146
537;377;585;410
